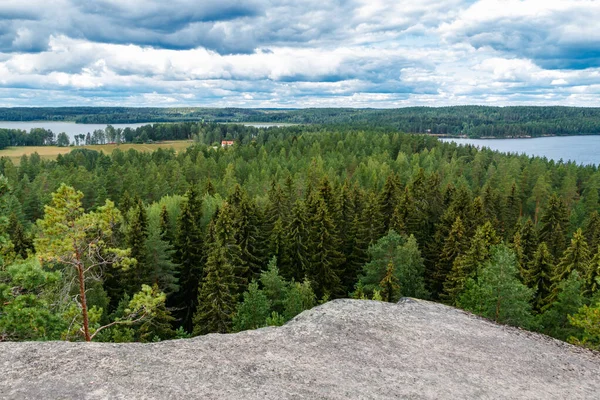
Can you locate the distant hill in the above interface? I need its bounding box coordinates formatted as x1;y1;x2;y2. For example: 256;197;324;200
1;298;599;399
2;106;600;137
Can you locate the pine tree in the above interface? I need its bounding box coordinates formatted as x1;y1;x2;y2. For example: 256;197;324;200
525;242;554;312
193;203;239;335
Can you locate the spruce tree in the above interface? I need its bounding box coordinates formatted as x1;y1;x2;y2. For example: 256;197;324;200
379;261;401;302
516;218;539;268
504;182;521;239
538;271;587;342
193;203;239;335
525;242;554;312
7;213;32;259
588;246;600;292
145;228;179;296
433;216;467;298
584;211;600;251
172;192;204;332
306;197;345;299
125;200;149;294
229;185;264;288
443;222;499;304
159;204;173;244
553;229;591;284
283;200;310;282
539;194;570;260
377;173;401;233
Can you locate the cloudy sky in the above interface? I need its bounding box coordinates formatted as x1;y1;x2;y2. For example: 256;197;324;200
0;0;598;107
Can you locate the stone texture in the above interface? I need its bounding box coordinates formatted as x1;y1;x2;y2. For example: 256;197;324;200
1;298;599;399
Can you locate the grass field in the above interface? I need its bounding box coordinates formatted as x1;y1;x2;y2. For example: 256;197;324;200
0;141;194;165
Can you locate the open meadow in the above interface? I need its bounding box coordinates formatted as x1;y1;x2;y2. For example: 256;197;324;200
0;141;194;165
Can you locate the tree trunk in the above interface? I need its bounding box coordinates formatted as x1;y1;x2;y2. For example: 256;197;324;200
77;263;91;342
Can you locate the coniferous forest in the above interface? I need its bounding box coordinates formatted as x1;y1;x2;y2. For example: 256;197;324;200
1;123;600;349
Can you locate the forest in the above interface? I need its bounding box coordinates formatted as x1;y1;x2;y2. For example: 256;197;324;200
2;106;600;139
1;123;600;348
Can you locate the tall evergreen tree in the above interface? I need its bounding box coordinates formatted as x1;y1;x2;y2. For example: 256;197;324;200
553;229;591;284
159;205;173;244
229;185;264;288
172;190;204;332
433;216;468;298
525;242;554;312
124;200;149;294
443;221;499;304
283;200;310;282
377;173;401;234
306;197;345;299
539;194;570;260
193;203;239;335
584;211;600;251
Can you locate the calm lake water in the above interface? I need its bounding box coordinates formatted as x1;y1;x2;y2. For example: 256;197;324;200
441;136;600;166
0;121;151;141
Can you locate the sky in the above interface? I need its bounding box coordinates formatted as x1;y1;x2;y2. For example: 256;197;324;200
0;0;599;108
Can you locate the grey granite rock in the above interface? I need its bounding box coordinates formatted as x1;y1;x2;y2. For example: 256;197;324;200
1;298;599;399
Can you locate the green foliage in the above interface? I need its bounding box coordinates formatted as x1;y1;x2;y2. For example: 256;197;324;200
358;230;428;301
232;281;271;332
525;242;554;312
538;271;587;342
458;245;534;328
193;204;239;335
0;258;65;340
283;279;316;320
443;222;499;304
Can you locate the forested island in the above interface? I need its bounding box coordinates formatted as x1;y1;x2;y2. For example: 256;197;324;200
2;106;600;139
1;123;600;349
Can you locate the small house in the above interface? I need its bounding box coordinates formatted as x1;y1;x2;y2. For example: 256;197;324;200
221;140;234;147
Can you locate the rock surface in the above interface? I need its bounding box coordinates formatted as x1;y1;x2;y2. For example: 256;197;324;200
1;298;599;399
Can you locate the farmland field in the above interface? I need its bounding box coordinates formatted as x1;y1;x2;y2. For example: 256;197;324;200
0;141;194;164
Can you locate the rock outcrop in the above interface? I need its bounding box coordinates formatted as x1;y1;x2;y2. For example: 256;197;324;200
2;299;599;399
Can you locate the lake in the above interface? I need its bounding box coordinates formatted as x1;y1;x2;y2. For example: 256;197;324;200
0;121;151;141
440;136;600;166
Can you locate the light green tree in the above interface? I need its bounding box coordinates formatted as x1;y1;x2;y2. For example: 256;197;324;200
358;230;428;300
35;184;162;342
458;245;534;328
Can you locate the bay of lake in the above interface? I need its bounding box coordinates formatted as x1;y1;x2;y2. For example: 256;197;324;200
440;136;600;166
0;121;151;141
